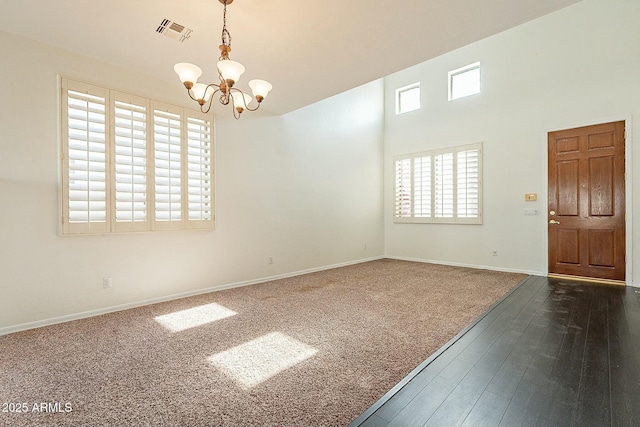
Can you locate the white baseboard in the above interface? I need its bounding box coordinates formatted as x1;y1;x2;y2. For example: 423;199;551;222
0;256;384;337
387;256;640;287
385;256;544;277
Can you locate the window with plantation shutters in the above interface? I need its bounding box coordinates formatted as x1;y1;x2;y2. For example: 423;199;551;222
60;77;214;235
393;143;482;224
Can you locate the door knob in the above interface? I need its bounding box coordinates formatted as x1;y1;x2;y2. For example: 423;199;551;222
549;220;560;224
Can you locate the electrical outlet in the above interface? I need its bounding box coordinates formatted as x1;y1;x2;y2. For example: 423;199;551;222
268;257;273;265
103;277;112;288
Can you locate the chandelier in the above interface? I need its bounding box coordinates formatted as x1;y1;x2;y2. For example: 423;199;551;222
174;0;272;119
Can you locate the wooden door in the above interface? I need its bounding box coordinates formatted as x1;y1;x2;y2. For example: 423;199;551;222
548;121;625;281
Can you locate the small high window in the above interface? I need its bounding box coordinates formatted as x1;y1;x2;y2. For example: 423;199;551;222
449;63;481;101
395;83;420;115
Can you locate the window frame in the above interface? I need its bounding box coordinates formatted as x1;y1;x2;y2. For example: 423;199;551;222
448;62;481;101
60;77;214;235
395;82;421;115
394;143;483;225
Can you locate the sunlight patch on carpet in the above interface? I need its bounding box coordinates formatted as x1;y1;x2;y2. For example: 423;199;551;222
208;332;318;389
154;303;237;332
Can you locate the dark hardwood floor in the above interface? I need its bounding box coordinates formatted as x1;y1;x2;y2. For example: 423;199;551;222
350;276;640;427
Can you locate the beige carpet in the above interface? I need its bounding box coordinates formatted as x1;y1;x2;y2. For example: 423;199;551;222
0;259;525;427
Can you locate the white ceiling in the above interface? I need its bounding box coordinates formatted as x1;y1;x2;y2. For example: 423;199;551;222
0;0;580;115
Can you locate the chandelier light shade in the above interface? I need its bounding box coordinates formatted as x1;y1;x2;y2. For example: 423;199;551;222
173;63;202;89
232;92;253;113
191;83;213;102
174;0;272;119
216;60;245;86
248;79;273;102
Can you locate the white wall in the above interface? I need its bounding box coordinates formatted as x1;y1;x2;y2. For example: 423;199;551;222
3;0;639;334
383;0;640;282
0;31;385;332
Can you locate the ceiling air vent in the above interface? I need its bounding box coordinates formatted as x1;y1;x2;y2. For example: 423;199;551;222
156;19;193;42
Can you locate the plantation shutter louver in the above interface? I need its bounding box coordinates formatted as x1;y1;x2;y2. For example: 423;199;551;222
413;155;432;218
187;116;213;227
394;158;412;219
434;152;454;218
62;80;109;234
113;93;149;232
153;106;182;227
457;148;480;218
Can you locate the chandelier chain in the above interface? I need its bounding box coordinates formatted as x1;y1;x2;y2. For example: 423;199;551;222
221;1;232;56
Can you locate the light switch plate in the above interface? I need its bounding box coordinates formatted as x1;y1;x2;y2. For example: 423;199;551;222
525;193;537;201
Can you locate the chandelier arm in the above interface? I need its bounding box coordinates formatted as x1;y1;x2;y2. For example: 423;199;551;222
205;83;222;102
199;86;223;114
227;90;242;119
186;89;199;103
231;87;257;108
229;87;242;108
196;83;220;101
243;103;261;112
228;87;247;107
189;83;222;100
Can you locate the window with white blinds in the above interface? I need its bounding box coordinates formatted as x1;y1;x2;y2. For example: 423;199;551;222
393;143;482;224
61;77;214;235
